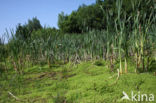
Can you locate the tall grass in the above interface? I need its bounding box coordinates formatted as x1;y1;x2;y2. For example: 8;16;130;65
1;0;156;74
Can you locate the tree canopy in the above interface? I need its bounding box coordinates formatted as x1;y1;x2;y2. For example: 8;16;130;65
15;17;42;40
58;0;156;33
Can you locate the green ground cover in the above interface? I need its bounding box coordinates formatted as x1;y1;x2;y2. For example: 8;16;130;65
0;60;155;103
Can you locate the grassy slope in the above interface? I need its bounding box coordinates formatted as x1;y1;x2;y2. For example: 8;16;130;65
0;60;156;103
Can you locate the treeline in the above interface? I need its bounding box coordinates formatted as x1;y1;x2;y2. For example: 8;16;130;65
58;0;155;33
7;0;155;41
14;17;58;40
8;0;155;41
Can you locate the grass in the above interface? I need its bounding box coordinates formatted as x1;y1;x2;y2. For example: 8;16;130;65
0;60;155;103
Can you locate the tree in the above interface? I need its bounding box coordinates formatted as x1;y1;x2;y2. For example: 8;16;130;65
58;4;105;33
57;0;155;33
58;12;69;33
15;24;29;40
15;17;42;40
96;0;103;5
27;17;42;32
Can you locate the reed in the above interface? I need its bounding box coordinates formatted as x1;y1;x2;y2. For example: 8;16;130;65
1;0;155;74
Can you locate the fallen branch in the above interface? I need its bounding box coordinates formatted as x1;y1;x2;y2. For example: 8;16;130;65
8;91;26;102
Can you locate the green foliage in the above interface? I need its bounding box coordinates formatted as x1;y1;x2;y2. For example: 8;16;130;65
0;38;8;61
0;62;156;103
15;17;42;40
58;0;156;33
0;0;154;75
0;1;156;102
31;27;59;40
58;4;105;33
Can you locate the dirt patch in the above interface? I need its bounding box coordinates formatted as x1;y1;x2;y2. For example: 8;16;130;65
25;72;58;82
38;72;57;79
61;73;76;79
26;71;76;82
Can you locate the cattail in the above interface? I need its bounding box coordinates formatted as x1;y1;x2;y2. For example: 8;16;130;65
125;58;128;73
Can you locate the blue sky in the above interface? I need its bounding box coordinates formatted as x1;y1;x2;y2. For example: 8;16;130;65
0;0;95;39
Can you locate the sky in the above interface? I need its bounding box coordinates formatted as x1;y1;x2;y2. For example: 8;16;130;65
0;0;95;41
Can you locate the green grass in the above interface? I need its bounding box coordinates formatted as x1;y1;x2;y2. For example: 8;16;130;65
0;60;156;103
